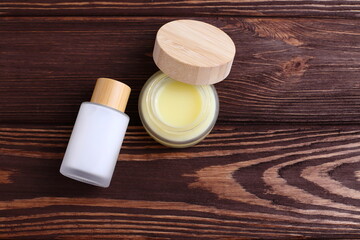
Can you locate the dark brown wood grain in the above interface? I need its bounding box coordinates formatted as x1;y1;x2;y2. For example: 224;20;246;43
1;17;360;125
2;1;360;238
1;125;360;238
0;0;360;18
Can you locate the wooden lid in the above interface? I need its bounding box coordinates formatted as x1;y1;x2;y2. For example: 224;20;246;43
153;20;236;85
90;78;131;112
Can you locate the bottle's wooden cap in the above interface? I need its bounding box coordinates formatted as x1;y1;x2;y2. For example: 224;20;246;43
153;20;236;85
90;78;131;112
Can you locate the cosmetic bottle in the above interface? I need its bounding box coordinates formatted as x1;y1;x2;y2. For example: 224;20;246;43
60;78;131;187
139;20;235;148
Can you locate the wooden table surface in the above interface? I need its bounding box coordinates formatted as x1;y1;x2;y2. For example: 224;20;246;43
1;1;360;239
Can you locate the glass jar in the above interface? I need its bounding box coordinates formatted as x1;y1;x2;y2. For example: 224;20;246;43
139;71;219;148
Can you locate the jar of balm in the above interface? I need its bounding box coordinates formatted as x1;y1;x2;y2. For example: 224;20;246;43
139;20;235;148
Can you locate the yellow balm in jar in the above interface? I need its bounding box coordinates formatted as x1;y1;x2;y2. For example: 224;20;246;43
157;79;202;128
139;72;218;147
139;20;235;148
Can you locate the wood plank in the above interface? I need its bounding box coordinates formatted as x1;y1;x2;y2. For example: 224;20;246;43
1;17;360;125
0;1;359;18
1;124;360;238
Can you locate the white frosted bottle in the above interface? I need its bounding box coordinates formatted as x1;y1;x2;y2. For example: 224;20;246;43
60;78;131;188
